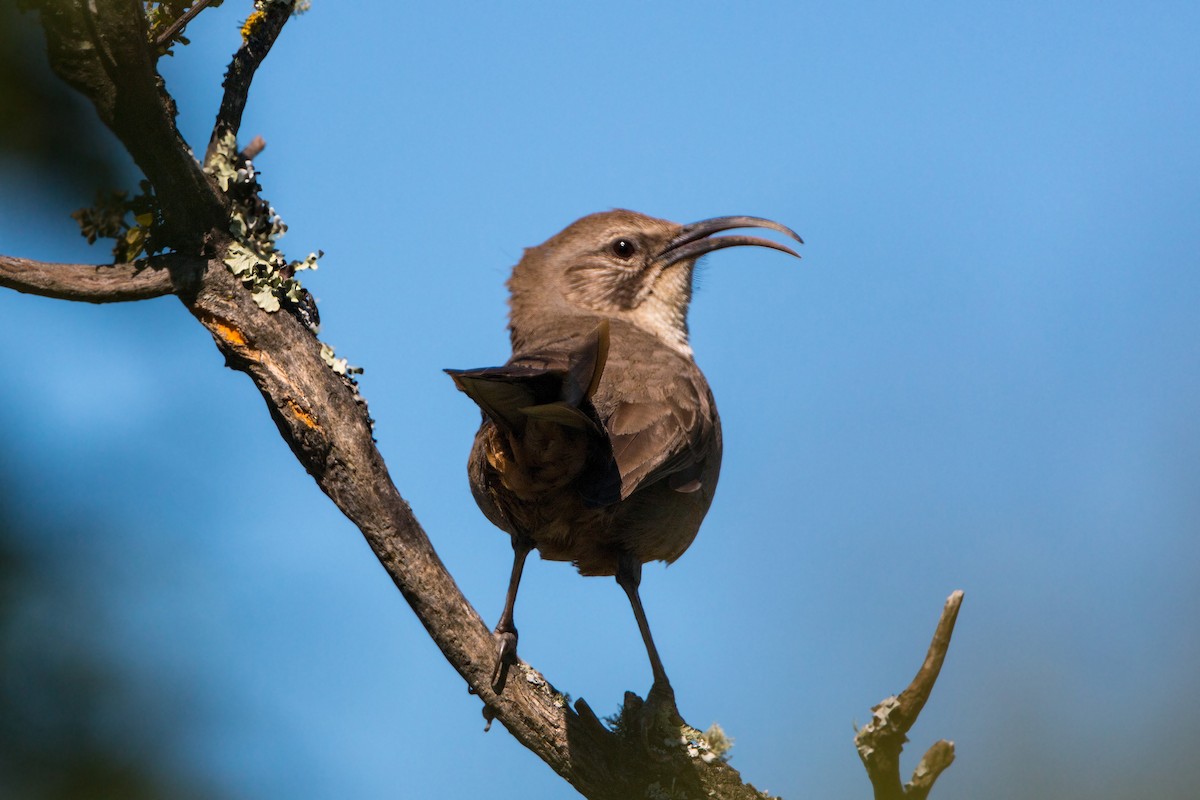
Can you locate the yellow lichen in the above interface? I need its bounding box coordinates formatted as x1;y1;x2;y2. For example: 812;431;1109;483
241;9;266;41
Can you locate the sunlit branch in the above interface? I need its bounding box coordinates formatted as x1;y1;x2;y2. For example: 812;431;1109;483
855;590;963;800
0;252;195;303
206;1;294;163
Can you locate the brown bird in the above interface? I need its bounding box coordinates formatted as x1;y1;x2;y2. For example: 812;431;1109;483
447;209;802;695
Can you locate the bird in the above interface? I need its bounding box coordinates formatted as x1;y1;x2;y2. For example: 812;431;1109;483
446;209;802;696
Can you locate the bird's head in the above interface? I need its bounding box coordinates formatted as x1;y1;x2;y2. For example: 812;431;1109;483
507;209;802;354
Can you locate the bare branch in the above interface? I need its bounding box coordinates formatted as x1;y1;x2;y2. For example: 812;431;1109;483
154;0;221;49
239;135;267;161
896;590;963;727
906;740;955;800
206;1;294;163
0;252;197;303
855;590;964;800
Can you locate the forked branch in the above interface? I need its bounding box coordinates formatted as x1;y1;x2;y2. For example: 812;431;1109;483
855;590;964;800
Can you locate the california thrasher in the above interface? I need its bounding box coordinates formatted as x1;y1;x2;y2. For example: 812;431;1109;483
447;209;802;694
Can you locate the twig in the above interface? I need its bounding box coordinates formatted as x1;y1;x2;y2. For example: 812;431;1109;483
855;590;964;800
239;135;267;161
154;0;221;49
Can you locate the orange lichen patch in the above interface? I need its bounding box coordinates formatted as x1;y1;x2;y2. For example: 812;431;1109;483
213;321;246;347
287;399;320;431
241;9;266;41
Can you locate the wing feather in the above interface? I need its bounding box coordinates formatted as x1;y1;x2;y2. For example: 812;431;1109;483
594;326;717;500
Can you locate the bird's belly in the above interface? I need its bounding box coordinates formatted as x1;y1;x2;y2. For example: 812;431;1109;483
480;472;710;577
468;420;713;576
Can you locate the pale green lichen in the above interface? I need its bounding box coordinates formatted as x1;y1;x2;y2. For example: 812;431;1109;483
519;663;546;687
207;131;323;327
206;131;368;420
699;722;733;761
678;722;733;764
855;694;901;760
320;343;363;377
515;664;570;708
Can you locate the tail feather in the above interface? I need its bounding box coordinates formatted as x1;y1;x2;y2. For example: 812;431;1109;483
445;366;555;432
445;321;611;435
447;321;621;507
520;400;600;433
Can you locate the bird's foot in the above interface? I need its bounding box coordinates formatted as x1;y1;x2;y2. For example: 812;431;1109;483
646;677;677;707
643;678;683;731
618;679;684;758
490;628;519;694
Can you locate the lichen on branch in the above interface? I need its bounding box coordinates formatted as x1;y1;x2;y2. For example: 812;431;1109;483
204;131;319;318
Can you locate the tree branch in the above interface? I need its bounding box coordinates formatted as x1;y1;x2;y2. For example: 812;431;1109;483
855;590;964;800
0;252;193;303
205;0;293;163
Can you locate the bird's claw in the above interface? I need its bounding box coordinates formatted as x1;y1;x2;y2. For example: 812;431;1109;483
491;629;519;694
643;678;682;730
635;679;684;760
616;680;684;759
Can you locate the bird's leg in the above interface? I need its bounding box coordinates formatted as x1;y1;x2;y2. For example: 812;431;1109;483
616;551;682;747
615;551;671;692
492;533;534;694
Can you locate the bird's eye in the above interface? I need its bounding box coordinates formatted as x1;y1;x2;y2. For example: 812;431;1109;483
610;238;637;259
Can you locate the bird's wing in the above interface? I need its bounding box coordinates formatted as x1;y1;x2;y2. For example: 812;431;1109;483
596;336;717;501
448;321;715;505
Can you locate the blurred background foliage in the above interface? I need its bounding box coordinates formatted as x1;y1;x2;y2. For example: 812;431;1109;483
0;2;131;200
0;457;227;800
1;4;224;796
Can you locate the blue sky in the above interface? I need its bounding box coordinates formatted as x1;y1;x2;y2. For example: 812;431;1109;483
2;2;1199;798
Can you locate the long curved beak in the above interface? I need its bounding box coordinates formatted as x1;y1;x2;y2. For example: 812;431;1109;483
657;215;804;267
